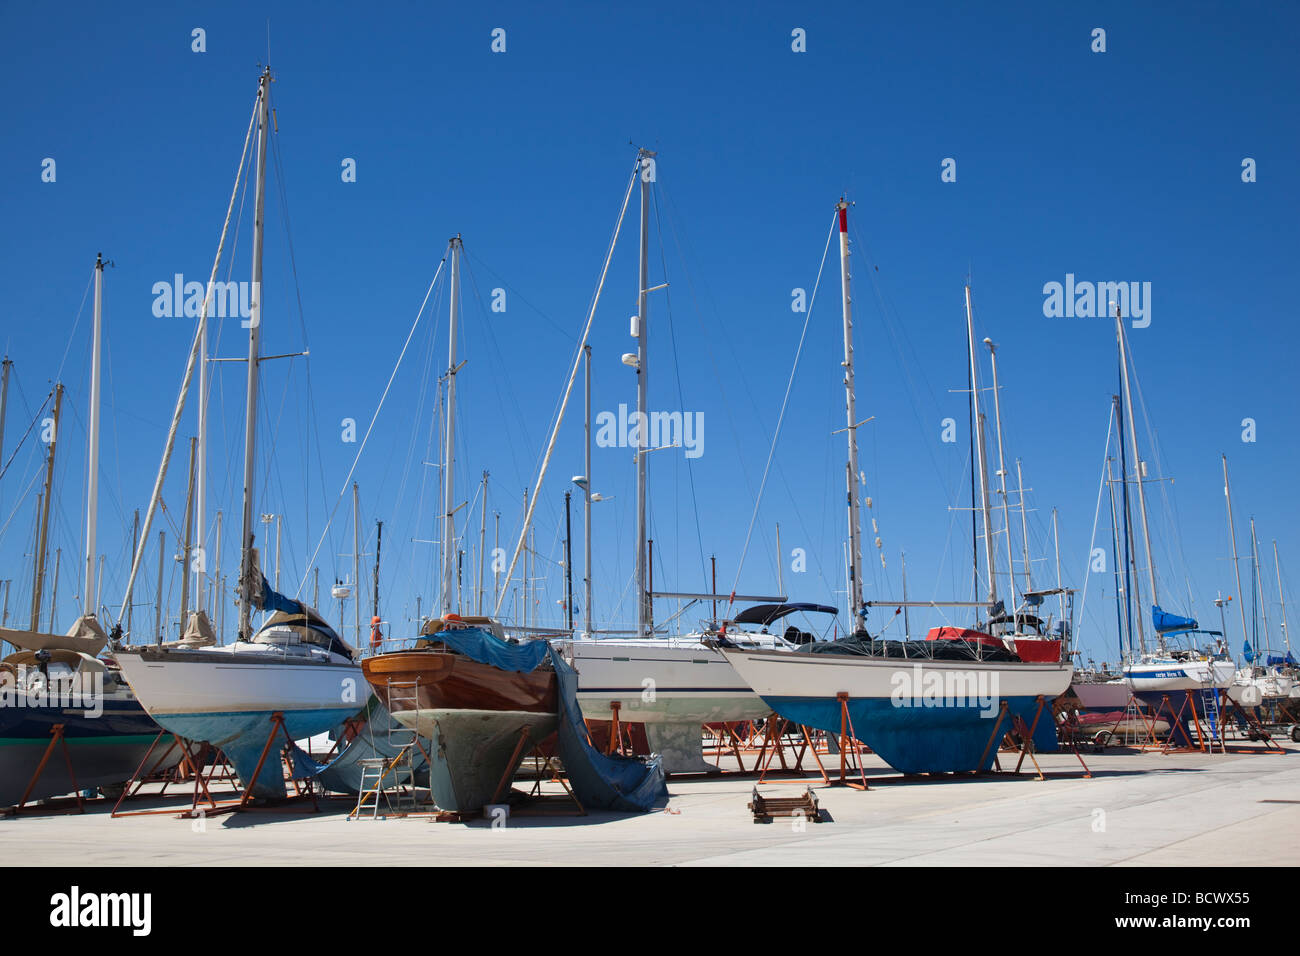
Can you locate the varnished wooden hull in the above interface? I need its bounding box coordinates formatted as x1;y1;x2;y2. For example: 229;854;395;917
361;649;557;714
361;648;557;811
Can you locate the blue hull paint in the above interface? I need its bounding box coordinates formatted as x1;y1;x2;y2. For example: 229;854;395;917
151;708;361;800
765;694;1055;773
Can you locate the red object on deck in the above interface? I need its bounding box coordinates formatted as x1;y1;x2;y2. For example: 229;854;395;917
926;626;999;646
924;626;1062;663
1010;638;1063;663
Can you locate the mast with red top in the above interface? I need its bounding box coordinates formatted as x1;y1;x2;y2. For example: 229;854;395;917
837;199;866;634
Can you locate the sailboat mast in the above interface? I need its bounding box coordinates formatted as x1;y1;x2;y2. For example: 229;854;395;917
1116;311;1158;613
634;149;653;639
1251;518;1270;653
196;260;208;617
83;254;105;618
0;356;11;474
1052;507;1065;635
30;385;63;631
1274;541;1290;654
1222;455;1250;653
237;67;271;641
353;481;361;643
477;473;487;616
984;337;1016;619
583;345;593;637
441;236;462;618
837;199;865;633
965;287;997;609
1016;459;1032;592
178;436;197;631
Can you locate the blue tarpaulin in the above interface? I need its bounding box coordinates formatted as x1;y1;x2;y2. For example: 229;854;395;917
434;627;550;673
1152;605;1198;634
1267;653;1297;667
257;573;304;616
1243;640;1256;663
548;650;668;812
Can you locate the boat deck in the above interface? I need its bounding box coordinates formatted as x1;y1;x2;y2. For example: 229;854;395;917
2;743;1295;866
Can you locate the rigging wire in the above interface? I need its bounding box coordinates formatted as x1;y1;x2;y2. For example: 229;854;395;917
727;213;837;608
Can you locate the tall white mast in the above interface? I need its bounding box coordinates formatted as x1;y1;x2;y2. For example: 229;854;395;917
1115;311;1158;616
965;287;996;608
83;253;105;617
440;235;462;619
1222;455;1250;651
237;67;271;640
1250;518;1270;653
1016;459;1032;592
1274;541;1290;654
983;337;1016;620
353;481;361;643
634;150;654;639
583;345;593;637
837;199;865;633
195;257;208;616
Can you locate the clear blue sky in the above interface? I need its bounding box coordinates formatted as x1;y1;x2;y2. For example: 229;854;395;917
1;1;1296;668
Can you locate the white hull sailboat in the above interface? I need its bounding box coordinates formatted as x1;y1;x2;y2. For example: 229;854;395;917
112;69;362;800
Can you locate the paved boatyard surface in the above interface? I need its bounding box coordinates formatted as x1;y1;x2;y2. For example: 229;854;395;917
3;744;1296;866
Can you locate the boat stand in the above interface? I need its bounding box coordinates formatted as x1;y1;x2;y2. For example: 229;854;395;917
1215;697;1288;755
111;737;234;818
755;719;829;785
1010;696;1047;781
13;724;83;815
1153;692;1207;754
825;693;870;790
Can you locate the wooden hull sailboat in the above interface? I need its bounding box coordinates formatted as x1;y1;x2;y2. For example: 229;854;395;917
361;622;557;813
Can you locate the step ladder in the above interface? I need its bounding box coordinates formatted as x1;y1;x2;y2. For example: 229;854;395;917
1201;683;1225;754
350;680;423;818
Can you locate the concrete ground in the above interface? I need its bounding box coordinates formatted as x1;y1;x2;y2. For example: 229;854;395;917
2;741;1296;866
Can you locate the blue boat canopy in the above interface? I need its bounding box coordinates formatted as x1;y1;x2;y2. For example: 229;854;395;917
1152;605;1198;634
1267;652;1297;667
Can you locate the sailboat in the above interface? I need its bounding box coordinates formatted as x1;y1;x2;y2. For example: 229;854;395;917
356;235;563;812
113;69;363;801
1222;470;1296;710
552;150;788;774
717;200;1074;775
0;254;169;808
1110;312;1232;737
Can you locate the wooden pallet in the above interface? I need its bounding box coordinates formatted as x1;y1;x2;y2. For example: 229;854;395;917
747;786;821;824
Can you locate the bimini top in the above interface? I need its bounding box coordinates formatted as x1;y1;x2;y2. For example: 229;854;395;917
254;607;356;661
732;603;839;627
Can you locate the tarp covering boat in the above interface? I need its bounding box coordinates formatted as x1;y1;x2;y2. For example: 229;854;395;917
1267;653;1297;667
1152;605;1198;635
432;627;550;673
549;650;667;812
802;633;1021;663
